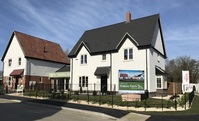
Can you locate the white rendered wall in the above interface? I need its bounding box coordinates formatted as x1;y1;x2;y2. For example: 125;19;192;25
148;24;166;92
151;22;164;55
112;38;146;91
71;46;111;91
71;38;148;92
71;29;166;93
3;35;26;76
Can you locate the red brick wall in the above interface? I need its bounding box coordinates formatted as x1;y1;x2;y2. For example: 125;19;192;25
3;75;51;91
3;76;25;91
24;75;51;90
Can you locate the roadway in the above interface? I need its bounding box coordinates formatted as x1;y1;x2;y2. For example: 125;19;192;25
1;94;199;121
0;98;116;121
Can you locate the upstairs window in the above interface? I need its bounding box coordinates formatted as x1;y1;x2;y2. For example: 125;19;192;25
129;48;133;59
124;48;133;60
81;54;87;64
18;57;21;66
8;59;12;67
124;49;128;60
157;54;160;62
102;54;106;61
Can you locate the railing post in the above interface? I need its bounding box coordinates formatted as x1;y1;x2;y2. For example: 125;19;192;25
87;86;89;104
112;90;113;108
185;93;186;110
162;94;163;111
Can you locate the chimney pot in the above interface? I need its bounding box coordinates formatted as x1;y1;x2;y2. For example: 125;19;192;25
126;11;131;23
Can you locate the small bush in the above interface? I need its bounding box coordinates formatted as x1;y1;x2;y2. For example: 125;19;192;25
0;85;4;95
93;91;97;96
178;93;189;107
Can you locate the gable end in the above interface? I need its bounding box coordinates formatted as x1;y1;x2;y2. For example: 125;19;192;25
1;32;16;61
116;33;139;50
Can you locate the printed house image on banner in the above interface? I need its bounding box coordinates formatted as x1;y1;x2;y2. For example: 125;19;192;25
1;31;70;92
68;11;167;97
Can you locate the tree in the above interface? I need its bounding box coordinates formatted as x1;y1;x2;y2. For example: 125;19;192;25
64;49;70;56
165;56;199;83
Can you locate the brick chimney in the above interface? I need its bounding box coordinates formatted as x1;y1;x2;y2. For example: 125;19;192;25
126;11;131;23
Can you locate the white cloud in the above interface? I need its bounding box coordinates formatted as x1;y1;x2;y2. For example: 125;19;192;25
165;24;199;42
0;0;199;65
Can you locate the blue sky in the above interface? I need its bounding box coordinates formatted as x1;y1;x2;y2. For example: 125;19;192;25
0;0;199;70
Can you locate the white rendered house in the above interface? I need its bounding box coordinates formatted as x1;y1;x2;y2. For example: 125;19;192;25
1;31;69;91
68;12;167;96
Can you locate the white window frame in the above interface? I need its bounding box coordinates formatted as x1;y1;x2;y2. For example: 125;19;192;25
129;48;133;59
18;57;22;66
102;54;106;61
80;54;87;64
124;48;133;60
8;59;12;67
79;76;88;87
157;54;160;63
157;77;161;88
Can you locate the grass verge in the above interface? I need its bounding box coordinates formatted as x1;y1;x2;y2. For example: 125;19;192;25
139;95;199;115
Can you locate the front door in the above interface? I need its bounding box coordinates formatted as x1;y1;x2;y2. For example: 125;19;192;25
101;76;107;93
15;77;19;90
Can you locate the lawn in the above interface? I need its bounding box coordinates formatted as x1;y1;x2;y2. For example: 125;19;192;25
140;95;199;115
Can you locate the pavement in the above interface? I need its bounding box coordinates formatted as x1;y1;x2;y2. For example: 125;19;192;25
0;94;151;121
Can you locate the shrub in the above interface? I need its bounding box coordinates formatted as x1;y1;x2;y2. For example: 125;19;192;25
93;91;97;96
166;100;175;108
0;85;4;95
178;93;189;107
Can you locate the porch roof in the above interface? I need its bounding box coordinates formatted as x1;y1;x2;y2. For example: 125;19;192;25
155;66;167;76
10;69;24;76
94;66;110;76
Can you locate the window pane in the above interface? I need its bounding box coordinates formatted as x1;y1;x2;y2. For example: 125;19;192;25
124;49;128;60
102;54;106;60
157;78;161;88
129;48;133;59
79;77;81;87
82;76;85;87
84;55;87;64
8;59;12;66
86;77;88;87
18;58;21;65
81;55;83;64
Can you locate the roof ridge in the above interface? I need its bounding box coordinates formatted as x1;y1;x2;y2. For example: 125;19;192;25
84;13;160;32
14;31;59;45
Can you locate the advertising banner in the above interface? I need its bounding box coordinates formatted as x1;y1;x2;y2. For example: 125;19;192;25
119;70;144;93
182;70;190;93
182;70;190;84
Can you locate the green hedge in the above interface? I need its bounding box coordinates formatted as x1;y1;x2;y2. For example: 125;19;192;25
22;90;185;109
